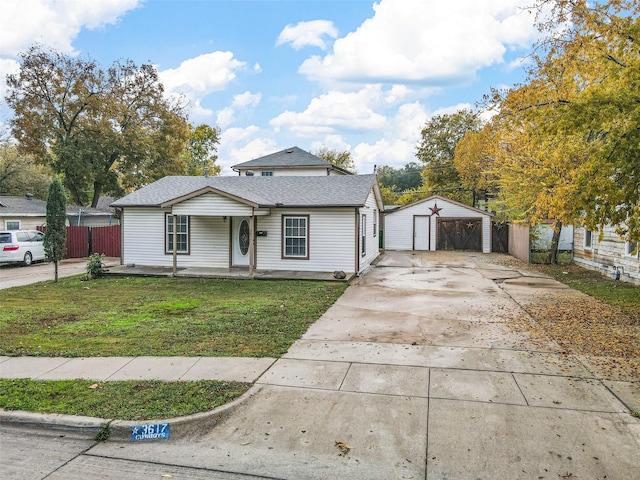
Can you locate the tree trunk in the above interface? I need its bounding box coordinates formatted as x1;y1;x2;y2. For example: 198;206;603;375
545;220;563;264
91;182;102;208
54;259;59;282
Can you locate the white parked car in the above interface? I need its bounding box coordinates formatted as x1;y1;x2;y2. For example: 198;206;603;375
0;230;47;266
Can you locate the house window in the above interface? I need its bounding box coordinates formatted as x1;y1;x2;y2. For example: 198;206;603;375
282;215;308;259
584;229;593;249
626;241;638;257
165;214;189;254
361;215;366;256
261;171;273;176
5;220;20;230
373;210;377;237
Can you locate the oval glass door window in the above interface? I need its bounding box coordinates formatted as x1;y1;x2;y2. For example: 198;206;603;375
239;219;250;256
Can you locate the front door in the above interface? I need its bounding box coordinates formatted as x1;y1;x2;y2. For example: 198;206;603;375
413;215;430;250
232;217;250;266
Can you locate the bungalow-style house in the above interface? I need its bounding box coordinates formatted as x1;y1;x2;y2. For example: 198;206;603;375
111;174;383;277
0;194;118;230
383;195;494;253
0;194;51;230
574;226;639;285
232;146;351;176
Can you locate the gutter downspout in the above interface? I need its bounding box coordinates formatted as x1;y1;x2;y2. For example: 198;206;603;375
172;214;177;276
249;209;255;278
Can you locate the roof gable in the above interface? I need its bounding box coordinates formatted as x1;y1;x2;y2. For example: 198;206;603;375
384;194;494;217
231;146;351;175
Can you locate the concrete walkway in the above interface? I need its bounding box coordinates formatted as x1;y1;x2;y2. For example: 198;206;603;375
0;356;275;383
2;251;639;480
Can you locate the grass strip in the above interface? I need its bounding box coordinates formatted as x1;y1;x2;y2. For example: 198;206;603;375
0;379;250;421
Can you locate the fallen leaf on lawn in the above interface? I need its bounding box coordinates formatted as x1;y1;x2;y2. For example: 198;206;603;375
89;384;99;389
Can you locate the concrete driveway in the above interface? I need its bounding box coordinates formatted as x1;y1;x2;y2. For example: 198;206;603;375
0;257;120;289
84;252;639;479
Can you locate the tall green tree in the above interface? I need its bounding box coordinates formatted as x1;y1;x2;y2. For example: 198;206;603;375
44;177;67;282
415;110;482;203
488;0;640;246
182;124;221;176
314;147;356;173
5;45;189;207
377;163;423;193
0;139;52;198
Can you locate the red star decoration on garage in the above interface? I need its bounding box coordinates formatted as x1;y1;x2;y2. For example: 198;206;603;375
429;203;442;216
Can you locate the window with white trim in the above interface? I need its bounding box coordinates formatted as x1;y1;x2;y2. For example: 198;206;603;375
373;210;377;237
584;229;593;249
283;216;308;259
5;220;20;230
261;171;273;176
166;214;189;254
361;214;366;256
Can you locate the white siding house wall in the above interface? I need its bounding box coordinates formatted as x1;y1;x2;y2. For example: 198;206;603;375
122;207;230;268
172;192;255;216
383;208;418;251
255;208;356;273
358;189;381;271
242;168;330;177
121;208;168;266
383;197;492;253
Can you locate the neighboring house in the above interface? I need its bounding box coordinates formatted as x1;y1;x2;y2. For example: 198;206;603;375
0;194;54;230
66;196;120;227
232;146;351;176
574;226;639;285
1;194;119;230
111;174;383;276
531;221;574;252
383;195;494;253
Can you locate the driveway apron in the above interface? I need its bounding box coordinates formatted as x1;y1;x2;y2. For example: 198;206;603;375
88;251;640;480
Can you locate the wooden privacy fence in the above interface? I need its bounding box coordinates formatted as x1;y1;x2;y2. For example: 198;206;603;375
39;225;121;259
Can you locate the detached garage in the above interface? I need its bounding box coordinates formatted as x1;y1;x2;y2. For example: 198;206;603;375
383;195;493;253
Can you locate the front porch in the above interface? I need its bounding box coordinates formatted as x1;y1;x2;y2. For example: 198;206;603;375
105;264;353;282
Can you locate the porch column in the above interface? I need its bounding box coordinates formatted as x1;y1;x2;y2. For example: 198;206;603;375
172;214;177;276
249;213;255;278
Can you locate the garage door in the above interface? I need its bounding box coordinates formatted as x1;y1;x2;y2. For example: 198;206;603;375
437;218;482;251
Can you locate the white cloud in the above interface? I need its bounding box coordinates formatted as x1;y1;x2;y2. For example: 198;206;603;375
159;51;246;101
218;126;278;174
299;0;539;85
215;92;261;129
233;91;261;108
0;58;20;101
352;101;428;173
277;20;338;50
0;0;141;56
269;85;387;136
310;135;351;154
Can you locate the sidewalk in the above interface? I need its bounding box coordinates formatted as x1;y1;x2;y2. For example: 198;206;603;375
0;356;275;383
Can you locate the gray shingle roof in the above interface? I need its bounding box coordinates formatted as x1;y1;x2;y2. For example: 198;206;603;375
111;175;378;208
231;146;334;170
0;195;48;214
1;195;116;216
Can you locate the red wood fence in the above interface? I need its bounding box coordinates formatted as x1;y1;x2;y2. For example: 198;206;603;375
91;225;121;257
38;225;121;259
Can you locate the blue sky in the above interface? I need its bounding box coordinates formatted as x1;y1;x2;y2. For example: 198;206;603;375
1;0;543;174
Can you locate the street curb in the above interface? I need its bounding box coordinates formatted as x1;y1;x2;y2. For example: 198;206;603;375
0;384;264;442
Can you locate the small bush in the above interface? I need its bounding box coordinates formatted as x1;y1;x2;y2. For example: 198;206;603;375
86;253;106;279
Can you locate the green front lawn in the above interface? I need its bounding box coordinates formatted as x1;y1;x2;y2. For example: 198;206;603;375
0;276;347;357
0;276;346;420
